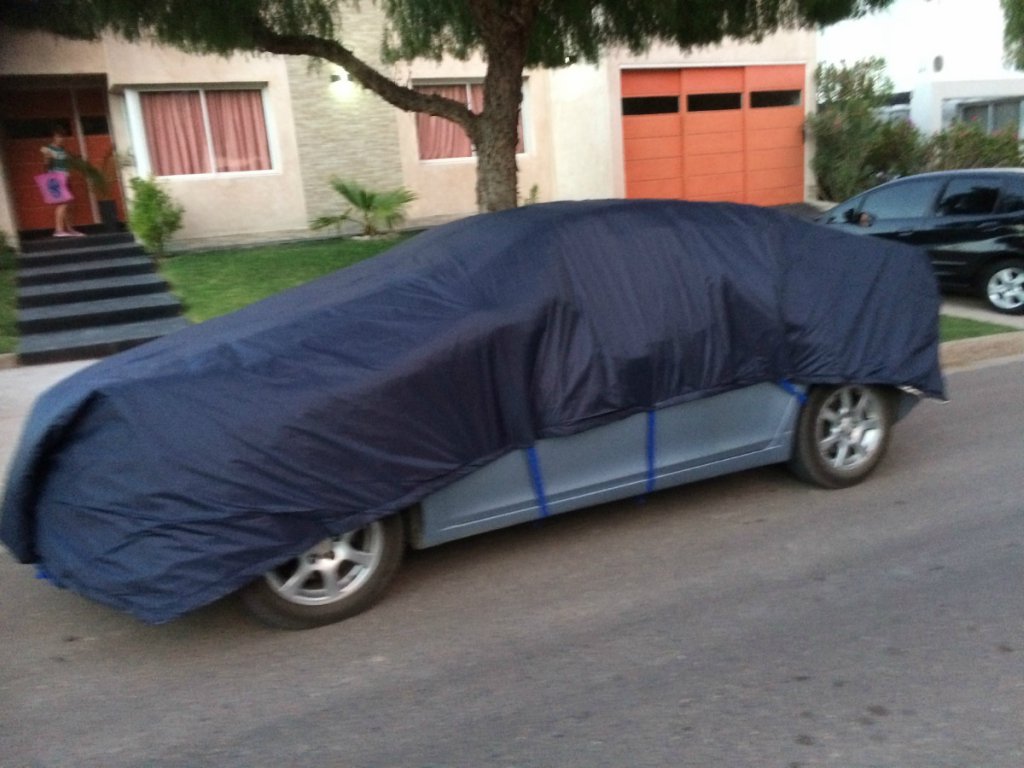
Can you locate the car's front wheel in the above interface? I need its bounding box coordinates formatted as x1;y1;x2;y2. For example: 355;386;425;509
240;515;405;630
788;384;894;489
981;259;1024;314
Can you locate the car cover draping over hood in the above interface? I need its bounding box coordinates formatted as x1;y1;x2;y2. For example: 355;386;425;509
1;200;945;623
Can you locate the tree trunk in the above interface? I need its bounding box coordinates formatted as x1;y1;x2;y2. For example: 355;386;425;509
469;1;534;212
472;57;523;212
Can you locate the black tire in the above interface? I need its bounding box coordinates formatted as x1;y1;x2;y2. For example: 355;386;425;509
980;259;1024;315
788;385;894;489
239;515;405;630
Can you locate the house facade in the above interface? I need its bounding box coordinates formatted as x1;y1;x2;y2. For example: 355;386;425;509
819;0;1024;136
0;9;816;249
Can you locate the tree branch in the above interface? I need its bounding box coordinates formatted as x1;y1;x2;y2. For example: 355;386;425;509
250;23;477;129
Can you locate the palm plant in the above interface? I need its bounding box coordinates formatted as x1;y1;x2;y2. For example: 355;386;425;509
311;179;416;237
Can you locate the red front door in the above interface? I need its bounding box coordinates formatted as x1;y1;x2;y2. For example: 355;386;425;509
1;84;126;232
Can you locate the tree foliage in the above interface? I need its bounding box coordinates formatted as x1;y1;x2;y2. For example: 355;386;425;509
3;0;896;211
1003;0;1024;68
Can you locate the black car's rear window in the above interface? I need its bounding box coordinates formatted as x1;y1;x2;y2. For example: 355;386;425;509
996;175;1024;213
936;178;1000;216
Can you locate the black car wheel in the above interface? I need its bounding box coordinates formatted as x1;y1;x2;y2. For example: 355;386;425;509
240;515;405;630
788;385;894;489
982;259;1024;314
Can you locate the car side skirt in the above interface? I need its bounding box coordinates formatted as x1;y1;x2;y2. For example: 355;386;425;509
410;383;801;549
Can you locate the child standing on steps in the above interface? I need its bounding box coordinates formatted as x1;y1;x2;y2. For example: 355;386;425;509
40;126;84;238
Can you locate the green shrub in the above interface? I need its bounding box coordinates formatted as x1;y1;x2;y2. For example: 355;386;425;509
925;121;1024;170
867;118;928;180
128;176;184;257
311;179;416;237
806;58;919;201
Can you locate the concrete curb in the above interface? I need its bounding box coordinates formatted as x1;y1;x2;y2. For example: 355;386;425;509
939;330;1024;371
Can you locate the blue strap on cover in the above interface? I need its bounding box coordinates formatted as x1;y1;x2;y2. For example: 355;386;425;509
646;410;657;494
526;445;551;519
778;379;808;404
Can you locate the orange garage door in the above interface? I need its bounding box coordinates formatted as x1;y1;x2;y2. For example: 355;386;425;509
623;66;805;206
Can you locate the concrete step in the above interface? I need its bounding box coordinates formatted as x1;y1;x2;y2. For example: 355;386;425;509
19;231;135;254
17;256;156;287
17;240;145;269
18;317;192;365
17;293;184;335
17;273;171;308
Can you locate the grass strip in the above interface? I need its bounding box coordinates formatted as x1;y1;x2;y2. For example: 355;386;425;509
939;314;1018;342
0;253;17;355
159;236;407;322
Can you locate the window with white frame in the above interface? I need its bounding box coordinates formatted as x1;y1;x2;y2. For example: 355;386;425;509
132;88;272;176
959;99;1023;137
414;82;525;160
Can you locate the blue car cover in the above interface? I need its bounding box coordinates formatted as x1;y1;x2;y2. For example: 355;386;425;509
1;200;945;622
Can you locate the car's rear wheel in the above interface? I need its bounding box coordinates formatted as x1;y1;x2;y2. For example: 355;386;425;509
240;515;405;630
981;259;1024;314
788;384;894;489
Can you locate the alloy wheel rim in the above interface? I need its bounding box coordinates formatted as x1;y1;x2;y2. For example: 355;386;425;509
264;523;384;606
988;267;1024;311
815;386;883;471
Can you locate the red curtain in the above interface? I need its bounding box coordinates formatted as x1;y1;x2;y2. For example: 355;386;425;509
416;85;474;160
141;90;271;175
141;91;209;176
207;90;271;172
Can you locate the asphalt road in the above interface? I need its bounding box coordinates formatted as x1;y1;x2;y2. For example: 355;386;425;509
1;359;1022;768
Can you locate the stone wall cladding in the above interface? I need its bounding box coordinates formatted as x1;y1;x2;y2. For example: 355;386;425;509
286;6;405;225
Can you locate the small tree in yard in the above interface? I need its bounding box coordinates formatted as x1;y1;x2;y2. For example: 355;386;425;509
1;0;896;213
806;58;910;201
311;179;416;237
128;177;184;258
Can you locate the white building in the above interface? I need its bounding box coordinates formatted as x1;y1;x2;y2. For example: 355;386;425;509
818;0;1024;135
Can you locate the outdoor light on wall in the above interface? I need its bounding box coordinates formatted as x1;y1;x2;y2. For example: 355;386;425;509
329;70;357;99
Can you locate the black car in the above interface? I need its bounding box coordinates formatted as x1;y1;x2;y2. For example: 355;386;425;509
824;169;1024;314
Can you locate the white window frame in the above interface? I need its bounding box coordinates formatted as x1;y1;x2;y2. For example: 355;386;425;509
125;85;279;178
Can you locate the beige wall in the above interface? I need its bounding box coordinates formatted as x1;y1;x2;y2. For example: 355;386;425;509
105;39;310;248
0;30;311;248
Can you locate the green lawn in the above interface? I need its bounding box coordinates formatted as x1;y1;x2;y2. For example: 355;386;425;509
159;236;407;322
0;250;16;355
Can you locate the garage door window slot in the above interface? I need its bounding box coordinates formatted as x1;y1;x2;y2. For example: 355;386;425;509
622;96;679;116
687;93;741;112
750;90;802;109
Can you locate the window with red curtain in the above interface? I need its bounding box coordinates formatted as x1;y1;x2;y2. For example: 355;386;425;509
415;82;525;160
140;89;272;176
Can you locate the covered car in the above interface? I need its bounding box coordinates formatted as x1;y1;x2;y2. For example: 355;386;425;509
0;200;945;628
